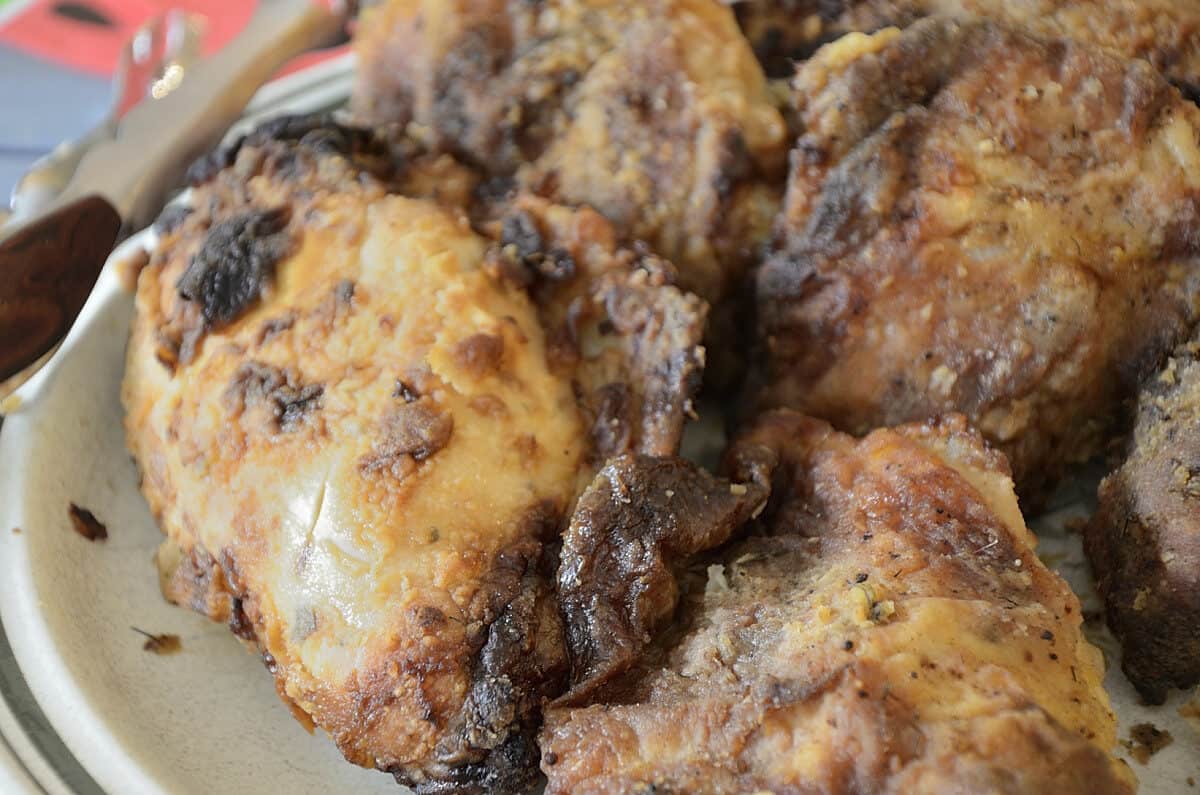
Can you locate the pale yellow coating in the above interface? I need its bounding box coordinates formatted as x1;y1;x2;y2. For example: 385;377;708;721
124;192;589;768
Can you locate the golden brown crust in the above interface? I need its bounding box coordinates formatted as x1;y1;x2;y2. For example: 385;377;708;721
540;411;1131;794
1086;337;1200;704
735;0;1200;97
486;195;708;461
752;18;1200;501
123;116;706;792
351;0;788;304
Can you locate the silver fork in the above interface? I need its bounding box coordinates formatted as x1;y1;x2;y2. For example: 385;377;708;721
0;0;351;406
5;11;204;223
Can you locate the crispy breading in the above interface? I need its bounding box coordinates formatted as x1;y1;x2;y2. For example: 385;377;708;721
541;411;1132;794
484;195;707;462
351;0;788;304
122;116;705;793
734;0;1200;98
752;18;1200;501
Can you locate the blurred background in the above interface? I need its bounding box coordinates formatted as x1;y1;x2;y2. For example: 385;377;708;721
0;0;347;200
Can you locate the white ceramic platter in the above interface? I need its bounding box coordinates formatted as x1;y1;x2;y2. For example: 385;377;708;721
1;48;1199;795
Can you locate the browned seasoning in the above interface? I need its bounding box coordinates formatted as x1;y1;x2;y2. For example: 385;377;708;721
68;503;107;541
133;627;182;655
1123;723;1173;764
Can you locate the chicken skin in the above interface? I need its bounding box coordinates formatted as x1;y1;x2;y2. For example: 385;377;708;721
1087;336;1200;704
351;0;788;305
122;116;705;793
752;18;1200;501
734;0;1200;97
541;411;1132;794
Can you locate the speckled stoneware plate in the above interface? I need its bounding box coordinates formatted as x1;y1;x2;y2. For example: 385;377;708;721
1;49;1199;795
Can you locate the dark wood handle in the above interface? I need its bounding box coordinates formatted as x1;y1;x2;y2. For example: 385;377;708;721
0;195;122;382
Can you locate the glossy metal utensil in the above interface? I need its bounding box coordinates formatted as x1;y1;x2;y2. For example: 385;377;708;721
0;0;350;405
8;11;204;221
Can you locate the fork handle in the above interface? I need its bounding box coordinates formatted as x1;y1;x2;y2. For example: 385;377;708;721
52;0;347;232
0;195;122;386
9;121;118;221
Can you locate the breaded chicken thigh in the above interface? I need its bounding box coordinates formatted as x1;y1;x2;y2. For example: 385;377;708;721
752;18;1200;501
541;411;1132;794
351;0;788;305
122;116;705;793
733;0;1200;97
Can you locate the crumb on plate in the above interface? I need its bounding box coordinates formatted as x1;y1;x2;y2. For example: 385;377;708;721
68;503;107;542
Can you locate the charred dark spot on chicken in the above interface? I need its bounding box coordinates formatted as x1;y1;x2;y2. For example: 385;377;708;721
186;114;411;188
224;361;324;433
334;278;356;306
582;264;707;460
556;454;771;704
390;541;568;795
499;211;576;285
586;382;633;460
394;379;421;403
361;399;455;477
256;312;297;347
484;197;708;464
154;204;194;236
176;208;294;331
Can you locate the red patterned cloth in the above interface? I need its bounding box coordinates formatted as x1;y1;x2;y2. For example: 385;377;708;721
0;0;342;76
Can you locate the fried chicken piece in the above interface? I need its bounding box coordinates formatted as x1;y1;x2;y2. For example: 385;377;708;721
1086;337;1200;704
122;116;705;793
752;18;1200;501
485;195;707;461
542;412;1132;794
733;0;1200;98
351;0;788;305
556;455;772;705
